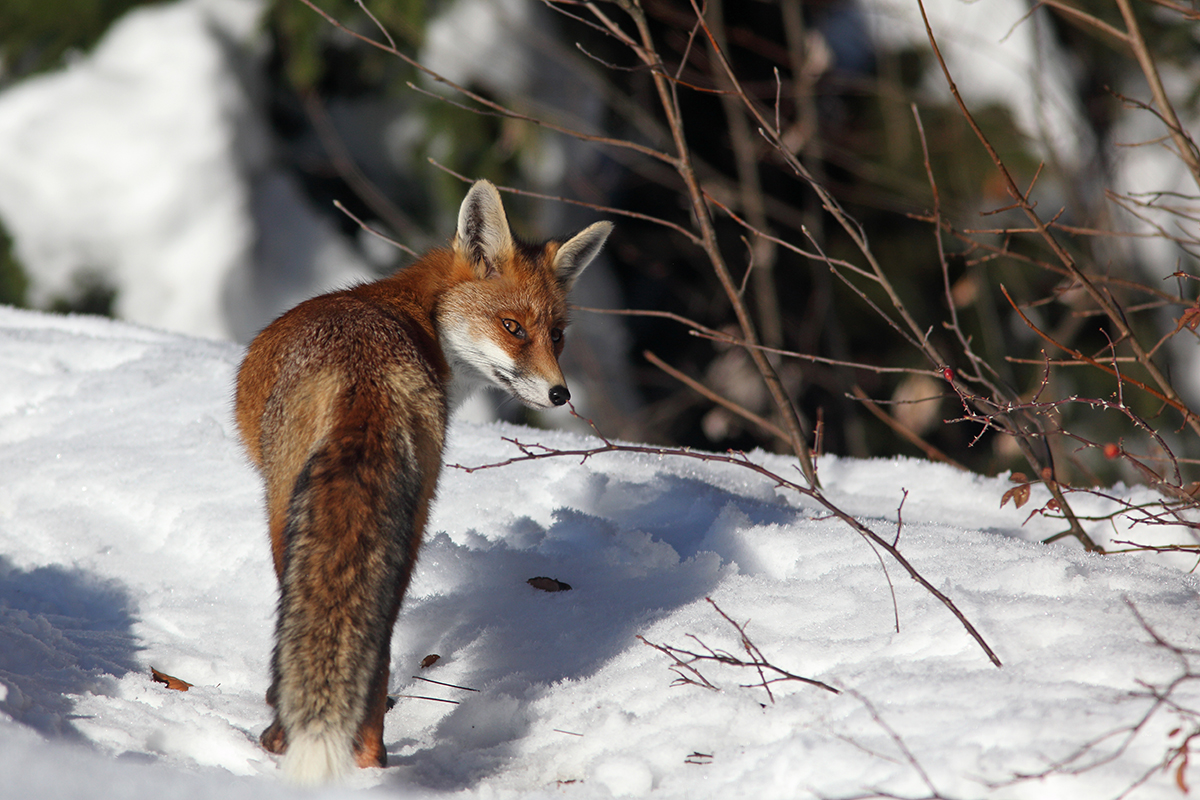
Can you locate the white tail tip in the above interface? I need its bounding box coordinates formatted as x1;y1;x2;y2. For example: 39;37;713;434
280;728;356;786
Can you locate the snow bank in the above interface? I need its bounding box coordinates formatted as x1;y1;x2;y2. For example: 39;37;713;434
0;0;368;341
1;304;1198;799
866;0;1091;170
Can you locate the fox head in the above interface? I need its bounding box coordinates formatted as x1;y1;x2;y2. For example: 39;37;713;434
438;180;612;411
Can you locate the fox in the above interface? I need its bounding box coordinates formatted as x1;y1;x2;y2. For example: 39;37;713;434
234;179;611;785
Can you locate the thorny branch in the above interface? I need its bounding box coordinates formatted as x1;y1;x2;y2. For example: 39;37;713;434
686;0;1104;550
914;0;1200;445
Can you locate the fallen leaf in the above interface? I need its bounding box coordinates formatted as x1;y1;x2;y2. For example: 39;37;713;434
528;576;572;592
150;667;192;692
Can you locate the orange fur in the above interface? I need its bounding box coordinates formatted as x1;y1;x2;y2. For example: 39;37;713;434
234;181;610;784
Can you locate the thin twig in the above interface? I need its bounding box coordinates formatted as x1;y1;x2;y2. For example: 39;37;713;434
333;200;418;259
638;597;840;698
851;385;969;471
644;349;791;444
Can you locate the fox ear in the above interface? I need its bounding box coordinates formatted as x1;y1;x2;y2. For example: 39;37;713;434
553;221;612;291
454;180;514;277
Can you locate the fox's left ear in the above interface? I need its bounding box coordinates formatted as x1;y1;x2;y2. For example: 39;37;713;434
553;221;613;291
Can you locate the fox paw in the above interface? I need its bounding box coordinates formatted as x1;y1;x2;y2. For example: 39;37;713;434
260;719;286;755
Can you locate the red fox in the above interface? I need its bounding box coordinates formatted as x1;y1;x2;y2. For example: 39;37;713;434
234;180;611;784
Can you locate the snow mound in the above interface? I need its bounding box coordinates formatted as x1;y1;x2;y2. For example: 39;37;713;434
0;305;1198;799
0;0;369;342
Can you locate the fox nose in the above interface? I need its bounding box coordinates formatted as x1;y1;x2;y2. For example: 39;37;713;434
548;385;570;406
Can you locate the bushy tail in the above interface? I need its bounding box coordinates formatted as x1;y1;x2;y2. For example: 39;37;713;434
281;727;356;786
271;402;426;785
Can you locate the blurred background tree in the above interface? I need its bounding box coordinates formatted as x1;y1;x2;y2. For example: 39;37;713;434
0;0;158;81
0;0;1197;491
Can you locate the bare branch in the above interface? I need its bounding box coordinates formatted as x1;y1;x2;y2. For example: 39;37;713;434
639;597;840;699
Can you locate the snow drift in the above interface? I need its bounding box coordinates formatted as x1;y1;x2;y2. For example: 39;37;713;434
1;304;1198;799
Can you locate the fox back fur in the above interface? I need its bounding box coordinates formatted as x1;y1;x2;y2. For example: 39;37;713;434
235;180;611;784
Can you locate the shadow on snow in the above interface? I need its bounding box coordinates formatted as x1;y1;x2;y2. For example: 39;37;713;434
0;555;140;741
381;473;799;791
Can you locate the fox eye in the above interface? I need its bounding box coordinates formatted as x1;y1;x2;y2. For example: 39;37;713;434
550;328;564;343
502;318;526;339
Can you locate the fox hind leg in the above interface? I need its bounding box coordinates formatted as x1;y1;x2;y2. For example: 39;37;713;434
261;718;286;755
352;656;392;768
260;660;286;754
257;597;393;767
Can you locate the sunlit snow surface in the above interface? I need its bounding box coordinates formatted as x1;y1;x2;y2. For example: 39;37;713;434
0;304;1198;799
0;1;1199;795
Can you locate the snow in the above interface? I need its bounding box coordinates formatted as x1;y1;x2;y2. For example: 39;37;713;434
1;0;1199;796
0;0;369;342
865;0;1091;170
1;303;1198;799
423;0;534;99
